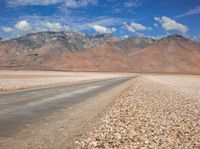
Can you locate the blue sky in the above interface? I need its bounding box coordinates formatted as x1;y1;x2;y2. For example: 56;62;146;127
0;0;200;40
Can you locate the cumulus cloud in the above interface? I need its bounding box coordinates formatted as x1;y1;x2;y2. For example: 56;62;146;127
2;27;13;33
176;6;200;18
3;20;70;36
2;16;122;37
6;0;97;8
124;22;151;32
154;16;188;34
37;22;69;32
15;20;32;32
90;24;116;34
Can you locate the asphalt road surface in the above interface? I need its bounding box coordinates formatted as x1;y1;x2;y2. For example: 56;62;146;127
0;76;132;138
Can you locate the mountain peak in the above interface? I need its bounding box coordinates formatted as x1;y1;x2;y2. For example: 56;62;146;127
0;31;113;53
115;36;155;51
158;34;192;44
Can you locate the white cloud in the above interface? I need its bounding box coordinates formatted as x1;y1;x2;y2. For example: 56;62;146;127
191;35;200;42
154;17;160;21
3;20;70;35
64;0;98;8
90;18;123;26
6;0;97;7
122;35;129;38
154;23;158;28
90;24;116;34
123;0;141;8
2;27;13;33
38;22;69;32
124;22;151;32
2;16;122;37
15;20;32;32
7;0;59;6
154;16;188;34
176;6;200;18
148;35;167;40
71;17;123;32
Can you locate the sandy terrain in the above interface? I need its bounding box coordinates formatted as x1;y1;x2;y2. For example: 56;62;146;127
78;75;200;148
0;70;127;93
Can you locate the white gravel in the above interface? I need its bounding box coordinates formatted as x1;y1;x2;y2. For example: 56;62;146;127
77;75;200;148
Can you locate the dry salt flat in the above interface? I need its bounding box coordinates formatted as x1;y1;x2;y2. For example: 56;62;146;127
77;75;200;148
0;70;124;93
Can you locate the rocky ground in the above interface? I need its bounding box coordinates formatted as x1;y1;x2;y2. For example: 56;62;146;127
0;76;134;149
0;70;124;93
77;75;200;148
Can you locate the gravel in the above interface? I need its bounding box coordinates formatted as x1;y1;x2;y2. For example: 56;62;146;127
77;75;200;148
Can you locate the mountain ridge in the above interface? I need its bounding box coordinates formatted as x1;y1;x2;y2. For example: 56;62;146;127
0;31;200;74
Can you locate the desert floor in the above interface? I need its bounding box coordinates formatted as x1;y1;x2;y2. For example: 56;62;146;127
78;74;200;148
0;70;128;93
0;73;200;148
0;72;133;149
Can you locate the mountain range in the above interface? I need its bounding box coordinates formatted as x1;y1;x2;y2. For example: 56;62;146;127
0;31;200;74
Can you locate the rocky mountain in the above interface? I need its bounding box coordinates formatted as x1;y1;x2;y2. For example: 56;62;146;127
157;35;192;44
1;31;111;52
127;35;200;74
0;31;112;68
114;36;155;52
0;32;200;74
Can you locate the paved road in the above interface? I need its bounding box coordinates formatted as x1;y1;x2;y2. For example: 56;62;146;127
0;76;132;137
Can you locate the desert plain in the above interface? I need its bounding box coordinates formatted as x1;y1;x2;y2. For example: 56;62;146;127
78;74;200;148
0;71;200;148
0;70;125;94
0;0;200;148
